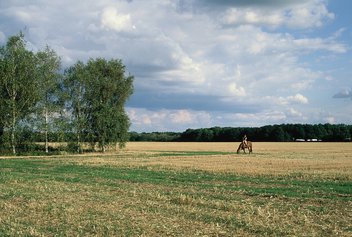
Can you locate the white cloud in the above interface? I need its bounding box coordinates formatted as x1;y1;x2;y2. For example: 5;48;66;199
326;116;336;124
286;94;309;104
293;38;347;53
223;8;284;28
228;83;246;97
221;0;334;29
286;0;334;28
127;108;212;132
287;108;303;118
230;111;287;125
101;7;135;32
264;94;308;106
170;110;193;124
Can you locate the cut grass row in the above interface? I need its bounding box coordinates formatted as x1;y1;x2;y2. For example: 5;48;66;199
1;157;350;200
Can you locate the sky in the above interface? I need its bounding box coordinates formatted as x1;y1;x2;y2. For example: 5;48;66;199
1;0;351;132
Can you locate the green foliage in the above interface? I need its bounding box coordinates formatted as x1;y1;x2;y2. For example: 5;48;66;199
34;45;62;153
64;58;133;152
131;124;352;142
64;61;90;153
85;58;133;151
0;32;39;154
0;32;134;155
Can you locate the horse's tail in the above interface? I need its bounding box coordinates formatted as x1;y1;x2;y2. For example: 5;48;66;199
248;141;253;153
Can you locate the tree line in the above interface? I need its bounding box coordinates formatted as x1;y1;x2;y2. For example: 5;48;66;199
130;124;352;142
0;33;133;155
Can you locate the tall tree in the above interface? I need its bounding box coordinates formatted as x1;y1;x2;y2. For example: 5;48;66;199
35;46;61;153
0;33;39;154
64;61;88;153
64;58;134;152
85;58;133;151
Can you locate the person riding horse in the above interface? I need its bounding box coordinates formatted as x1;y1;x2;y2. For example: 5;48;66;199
242;134;248;148
237;135;252;154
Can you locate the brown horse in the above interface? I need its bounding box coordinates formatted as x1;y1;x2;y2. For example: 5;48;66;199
237;141;252;154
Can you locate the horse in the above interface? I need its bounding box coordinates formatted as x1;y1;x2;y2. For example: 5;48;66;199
237;141;252;154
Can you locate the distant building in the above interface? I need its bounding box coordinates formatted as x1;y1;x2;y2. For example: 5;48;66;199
295;139;305;142
295;138;321;142
309;139;318;142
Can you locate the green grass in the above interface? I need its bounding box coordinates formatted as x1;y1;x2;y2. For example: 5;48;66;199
0;156;351;236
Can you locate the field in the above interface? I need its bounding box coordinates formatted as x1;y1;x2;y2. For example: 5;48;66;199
0;142;351;236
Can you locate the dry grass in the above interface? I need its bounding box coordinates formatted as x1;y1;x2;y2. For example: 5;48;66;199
0;142;351;236
81;142;352;178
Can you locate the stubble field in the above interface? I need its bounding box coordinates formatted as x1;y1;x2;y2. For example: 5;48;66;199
0;142;351;236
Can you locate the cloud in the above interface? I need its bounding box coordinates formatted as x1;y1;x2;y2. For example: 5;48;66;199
127;108;212;132
325;116;336;124
284;94;309;105
228;83;246;97
0;0;350;131
293;38;346;53
127;107;309;132
287;108;303;118
185;0;334;29
184;0;308;9
264;94;308;106
333;88;352;99
127;92;260;113
222;9;284;28
101;7;135;32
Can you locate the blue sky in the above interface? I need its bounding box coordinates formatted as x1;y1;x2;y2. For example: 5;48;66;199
1;0;351;132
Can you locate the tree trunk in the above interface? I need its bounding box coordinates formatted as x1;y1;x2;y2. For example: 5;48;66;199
11;98;16;155
45;107;49;153
11;123;16;155
77;132;81;153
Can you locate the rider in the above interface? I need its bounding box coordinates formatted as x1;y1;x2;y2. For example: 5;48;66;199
242;134;248;147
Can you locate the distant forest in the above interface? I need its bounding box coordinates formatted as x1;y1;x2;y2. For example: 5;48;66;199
129;124;352;142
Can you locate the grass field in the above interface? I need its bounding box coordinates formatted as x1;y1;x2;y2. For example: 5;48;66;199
0;142;351;236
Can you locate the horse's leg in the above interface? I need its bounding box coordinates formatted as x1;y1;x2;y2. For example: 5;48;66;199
237;144;241;153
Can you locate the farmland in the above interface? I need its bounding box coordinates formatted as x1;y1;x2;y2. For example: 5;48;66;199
0;142;351;236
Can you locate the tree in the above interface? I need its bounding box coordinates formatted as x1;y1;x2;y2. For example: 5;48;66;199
289;124;305;140
64;61;89;153
64;58;134;152
0;33;39;154
85;58;133;151
35;46;61;153
333;125;350;141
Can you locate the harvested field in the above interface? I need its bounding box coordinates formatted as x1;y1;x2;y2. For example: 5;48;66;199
0;142;351;236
